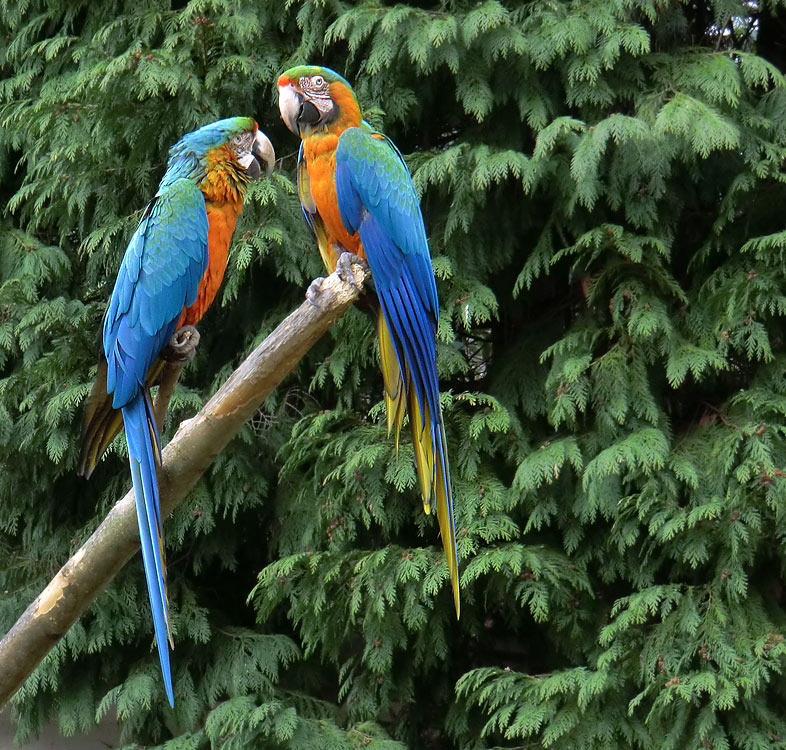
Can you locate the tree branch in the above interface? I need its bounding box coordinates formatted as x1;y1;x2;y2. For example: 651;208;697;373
0;262;368;708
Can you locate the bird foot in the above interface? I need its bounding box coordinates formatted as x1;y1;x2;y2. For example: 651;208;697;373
306;277;326;307
335;252;368;289
163;325;201;364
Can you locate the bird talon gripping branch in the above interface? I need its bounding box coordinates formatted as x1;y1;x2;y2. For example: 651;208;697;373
163;325;201;364
335;251;367;289
305;276;326;307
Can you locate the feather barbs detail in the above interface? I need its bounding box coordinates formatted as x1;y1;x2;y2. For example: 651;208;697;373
200;144;250;206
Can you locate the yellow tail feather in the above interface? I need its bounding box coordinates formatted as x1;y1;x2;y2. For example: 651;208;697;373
377;311;460;617
407;385;435;514
145;389;163;467
378;313;406;451
434;425;460;618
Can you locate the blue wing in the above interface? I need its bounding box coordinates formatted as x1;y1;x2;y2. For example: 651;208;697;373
334;127;460;615
335;129;439;411
103;177;208;705
104;179;209;408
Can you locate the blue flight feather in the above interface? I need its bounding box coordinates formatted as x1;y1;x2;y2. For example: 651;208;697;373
124;395;173;705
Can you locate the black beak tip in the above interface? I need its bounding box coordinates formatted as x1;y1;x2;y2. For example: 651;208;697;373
246;158;263;181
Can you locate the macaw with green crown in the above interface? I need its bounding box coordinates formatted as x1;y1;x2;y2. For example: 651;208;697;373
277;65;460;616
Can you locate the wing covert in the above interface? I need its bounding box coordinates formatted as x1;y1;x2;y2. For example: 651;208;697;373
335;128;439;315
335;128;441;415
103;178;209;408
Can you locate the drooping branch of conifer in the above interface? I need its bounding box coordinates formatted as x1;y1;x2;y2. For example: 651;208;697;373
0;262;368;708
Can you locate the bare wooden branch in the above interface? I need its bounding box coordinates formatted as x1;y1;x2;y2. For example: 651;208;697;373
0;262;368;708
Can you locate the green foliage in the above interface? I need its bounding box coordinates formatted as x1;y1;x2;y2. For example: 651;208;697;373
3;0;786;748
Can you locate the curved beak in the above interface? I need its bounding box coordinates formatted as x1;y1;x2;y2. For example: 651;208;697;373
252;130;275;175
278;83;303;135
239;130;276;180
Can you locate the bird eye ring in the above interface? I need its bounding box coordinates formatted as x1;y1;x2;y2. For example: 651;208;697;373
312;75;325;88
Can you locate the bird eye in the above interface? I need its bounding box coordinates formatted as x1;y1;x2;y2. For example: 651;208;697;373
232;132;250;151
312;75;325;88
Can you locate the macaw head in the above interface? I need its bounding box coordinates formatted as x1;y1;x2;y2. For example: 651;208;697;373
277;66;361;137
166;117;276;185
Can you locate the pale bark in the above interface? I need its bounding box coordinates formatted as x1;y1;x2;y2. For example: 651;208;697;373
0;263;368;708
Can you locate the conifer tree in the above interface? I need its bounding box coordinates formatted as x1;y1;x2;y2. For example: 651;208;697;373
3;0;786;748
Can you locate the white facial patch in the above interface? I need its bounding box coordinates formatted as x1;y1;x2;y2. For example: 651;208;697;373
310;95;334;114
237;152;256;169
231;131;254;152
299;75;333;114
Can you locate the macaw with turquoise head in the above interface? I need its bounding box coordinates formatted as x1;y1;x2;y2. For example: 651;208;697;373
79;117;275;705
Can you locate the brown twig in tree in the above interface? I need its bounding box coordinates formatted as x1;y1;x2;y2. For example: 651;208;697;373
0;259;369;708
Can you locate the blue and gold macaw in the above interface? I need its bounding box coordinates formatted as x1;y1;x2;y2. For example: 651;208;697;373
277;66;460;616
79;118;274;705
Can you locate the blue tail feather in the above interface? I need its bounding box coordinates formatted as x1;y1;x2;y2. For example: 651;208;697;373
123;395;174;707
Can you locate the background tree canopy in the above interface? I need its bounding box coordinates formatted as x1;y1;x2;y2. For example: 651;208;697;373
3;0;786;747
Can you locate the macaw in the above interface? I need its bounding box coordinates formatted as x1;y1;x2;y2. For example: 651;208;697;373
277;66;460;616
77;117;275;705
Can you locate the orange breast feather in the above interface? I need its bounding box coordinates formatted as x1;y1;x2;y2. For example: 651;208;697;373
304;134;362;272
179;202;240;327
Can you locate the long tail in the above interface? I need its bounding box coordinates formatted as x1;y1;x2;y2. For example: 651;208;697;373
122;393;174;706
79;356;166;478
378;313;460;617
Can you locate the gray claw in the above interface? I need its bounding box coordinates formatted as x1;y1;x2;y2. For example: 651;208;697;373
336;252;367;288
164;325;200;363
306;277;326;306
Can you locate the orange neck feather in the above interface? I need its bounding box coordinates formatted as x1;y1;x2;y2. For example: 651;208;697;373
328;82;362;133
200;145;248;208
178;146;248;328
